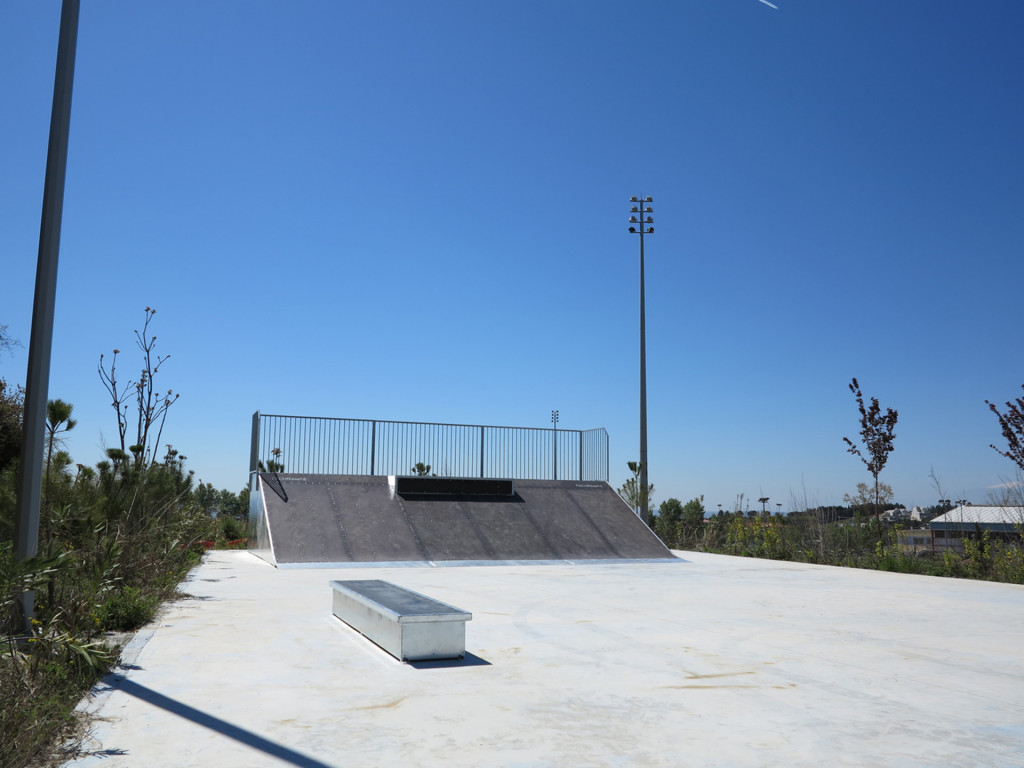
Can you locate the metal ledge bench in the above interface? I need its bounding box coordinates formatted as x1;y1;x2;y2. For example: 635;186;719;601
330;579;472;661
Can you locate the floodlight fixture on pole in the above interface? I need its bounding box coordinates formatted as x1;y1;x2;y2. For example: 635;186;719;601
551;410;559;480
628;195;653;524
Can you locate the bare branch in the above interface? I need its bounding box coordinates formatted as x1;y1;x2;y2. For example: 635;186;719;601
986;384;1024;473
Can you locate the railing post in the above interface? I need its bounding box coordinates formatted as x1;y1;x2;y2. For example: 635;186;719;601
480;426;485;478
250;411;260;473
370;420;376;476
579;431;583;480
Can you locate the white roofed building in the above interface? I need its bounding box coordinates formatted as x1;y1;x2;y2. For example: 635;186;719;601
928;505;1024;552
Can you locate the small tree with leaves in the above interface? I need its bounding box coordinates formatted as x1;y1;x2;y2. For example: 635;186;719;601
617;461;654;522
843;481;894;513
843;377;898;533
655;498;683;546
0;379;24;472
43;399;76;512
985;384;1024;474
258;447;284;473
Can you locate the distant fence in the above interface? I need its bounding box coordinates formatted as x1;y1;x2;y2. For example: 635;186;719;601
249;412;609;482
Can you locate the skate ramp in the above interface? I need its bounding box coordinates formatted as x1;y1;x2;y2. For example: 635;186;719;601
249;473;673;566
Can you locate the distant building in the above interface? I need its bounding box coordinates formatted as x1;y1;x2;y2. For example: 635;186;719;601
897;528;934;555
928;506;1024;553
880;507;912;523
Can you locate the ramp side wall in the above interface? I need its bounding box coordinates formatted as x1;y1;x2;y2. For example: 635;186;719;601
246;473;276;566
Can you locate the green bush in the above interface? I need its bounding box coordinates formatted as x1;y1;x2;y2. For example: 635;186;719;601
97;586;160;632
1;452;216;768
220;515;246;542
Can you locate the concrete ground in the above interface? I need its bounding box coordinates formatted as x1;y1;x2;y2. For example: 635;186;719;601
65;550;1024;768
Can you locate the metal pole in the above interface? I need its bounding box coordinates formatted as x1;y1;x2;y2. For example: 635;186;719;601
639;222;648;522
14;0;80;629
629;196;653;523
551;410;559;480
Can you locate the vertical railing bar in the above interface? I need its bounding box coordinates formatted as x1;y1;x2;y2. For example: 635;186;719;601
290;417;297;473
283;417;290;471
343;420;349;474
309;417;317;473
308;418;314;474
318;417;324;474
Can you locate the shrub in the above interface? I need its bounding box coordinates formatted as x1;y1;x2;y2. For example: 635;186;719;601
96;586;160;633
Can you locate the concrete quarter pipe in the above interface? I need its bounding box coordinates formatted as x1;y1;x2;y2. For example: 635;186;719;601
249;474;674;566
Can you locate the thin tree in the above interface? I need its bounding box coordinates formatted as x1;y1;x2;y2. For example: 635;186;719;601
842;377;898;532
985;384;1024;474
618;461;654;522
43;399;75;512
98;307;179;468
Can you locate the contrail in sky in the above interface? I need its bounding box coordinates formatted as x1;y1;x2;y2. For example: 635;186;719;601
758;0;779;8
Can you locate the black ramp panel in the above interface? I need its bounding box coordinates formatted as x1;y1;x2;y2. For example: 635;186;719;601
514;480;672;560
560;481;673;558
462;500;561;560
399;499;497;562
259;475;350;563
326;478;426;562
399;495;564;561
516;481;618;558
261;475;419;563
258;474;673;564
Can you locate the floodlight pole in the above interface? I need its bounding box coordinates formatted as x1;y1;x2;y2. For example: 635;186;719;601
14;0;80;630
628;196;653;524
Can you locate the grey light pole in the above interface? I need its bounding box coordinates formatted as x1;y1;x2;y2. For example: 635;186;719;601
628;196;653;524
15;0;80;630
551;409;559;480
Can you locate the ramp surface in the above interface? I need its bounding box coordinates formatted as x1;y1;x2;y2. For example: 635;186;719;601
254;474;672;565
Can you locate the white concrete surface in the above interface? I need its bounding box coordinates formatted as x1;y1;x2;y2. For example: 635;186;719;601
65;550;1024;767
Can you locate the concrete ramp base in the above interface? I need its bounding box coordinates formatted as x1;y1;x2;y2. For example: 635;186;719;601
249;474;673;566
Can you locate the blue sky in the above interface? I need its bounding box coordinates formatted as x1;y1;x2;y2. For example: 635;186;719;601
3;1;1022;511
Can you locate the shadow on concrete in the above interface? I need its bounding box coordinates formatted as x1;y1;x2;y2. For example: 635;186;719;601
112;676;334;768
407;651;491;670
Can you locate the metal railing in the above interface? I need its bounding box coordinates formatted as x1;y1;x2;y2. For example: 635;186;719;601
250;412;609;482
